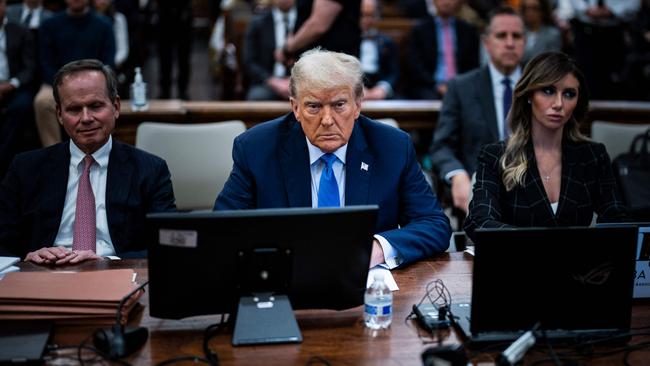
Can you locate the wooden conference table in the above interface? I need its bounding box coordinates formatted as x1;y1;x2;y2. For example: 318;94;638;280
20;252;650;365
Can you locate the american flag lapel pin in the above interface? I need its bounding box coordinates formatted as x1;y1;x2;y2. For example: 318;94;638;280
361;162;369;171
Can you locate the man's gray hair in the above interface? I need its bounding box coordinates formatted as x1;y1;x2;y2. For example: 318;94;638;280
53;59;118;106
290;48;364;100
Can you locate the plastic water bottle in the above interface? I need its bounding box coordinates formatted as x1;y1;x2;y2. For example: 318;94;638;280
364;272;392;329
130;67;148;111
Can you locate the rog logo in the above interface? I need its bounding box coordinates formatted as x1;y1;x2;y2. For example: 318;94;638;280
572;262;615;285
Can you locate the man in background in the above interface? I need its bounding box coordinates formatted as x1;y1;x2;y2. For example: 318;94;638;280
244;0;296;100
359;0;400;100
408;0;480;99
430;6;525;215
33;0;115;147
279;0;361;61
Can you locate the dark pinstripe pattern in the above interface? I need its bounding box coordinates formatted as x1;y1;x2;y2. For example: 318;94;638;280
464;139;628;241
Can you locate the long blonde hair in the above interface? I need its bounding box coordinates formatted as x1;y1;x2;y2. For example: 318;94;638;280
501;52;590;191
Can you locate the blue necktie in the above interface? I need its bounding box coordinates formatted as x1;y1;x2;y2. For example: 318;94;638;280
318;153;340;207
502;77;512;139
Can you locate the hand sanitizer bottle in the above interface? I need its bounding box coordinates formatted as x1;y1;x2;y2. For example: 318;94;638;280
130;67;148;111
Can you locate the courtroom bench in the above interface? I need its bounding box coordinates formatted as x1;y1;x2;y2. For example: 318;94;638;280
114;100;650;146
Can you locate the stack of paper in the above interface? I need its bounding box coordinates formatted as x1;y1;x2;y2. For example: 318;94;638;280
0;269;142;325
0;257;19;277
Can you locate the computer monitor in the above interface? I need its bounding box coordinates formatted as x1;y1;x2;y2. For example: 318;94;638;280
146;205;378;345
595;222;650;299
450;226;637;347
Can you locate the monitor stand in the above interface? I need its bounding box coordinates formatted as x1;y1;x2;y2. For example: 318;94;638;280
231;292;303;346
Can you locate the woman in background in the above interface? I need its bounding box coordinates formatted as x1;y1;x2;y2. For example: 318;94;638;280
464;52;627;242
520;0;562;65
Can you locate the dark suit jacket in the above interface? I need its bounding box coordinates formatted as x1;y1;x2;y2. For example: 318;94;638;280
215;114;451;265
0;140;176;258
464;140;628;242
430;66;498;180
4;22;36;90
408;15;479;99
362;33;400;93
243;11;277;86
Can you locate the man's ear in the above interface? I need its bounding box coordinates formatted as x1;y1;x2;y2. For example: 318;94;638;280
113;96;121;120
290;97;300;122
55;105;63;125
354;99;362;120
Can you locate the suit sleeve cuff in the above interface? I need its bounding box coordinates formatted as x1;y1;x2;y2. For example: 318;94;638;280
445;169;467;184
9;78;20;89
373;234;401;269
376;81;393;98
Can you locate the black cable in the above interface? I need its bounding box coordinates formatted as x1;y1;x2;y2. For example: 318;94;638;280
202;314;227;366
406;279;454;345
539;329;562;366
152;314;227;366
154;355;213;366
624;341;650;366
115;280;149;325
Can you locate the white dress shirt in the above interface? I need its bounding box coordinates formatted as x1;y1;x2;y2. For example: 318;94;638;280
113;12;129;67
272;6;296;77
20;4;44;30
54;137;117;256
306;138;401;268
0;18;19;88
487;61;521;141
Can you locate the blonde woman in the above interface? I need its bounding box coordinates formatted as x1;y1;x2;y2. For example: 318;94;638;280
464;52;627;242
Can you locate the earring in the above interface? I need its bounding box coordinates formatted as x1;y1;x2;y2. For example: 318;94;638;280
527;99;531;104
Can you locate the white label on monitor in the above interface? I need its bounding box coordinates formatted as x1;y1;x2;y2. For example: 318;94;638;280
635;227;650;298
159;229;198;248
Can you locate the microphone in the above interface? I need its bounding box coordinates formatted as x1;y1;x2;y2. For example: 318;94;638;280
496;323;539;366
93;280;149;359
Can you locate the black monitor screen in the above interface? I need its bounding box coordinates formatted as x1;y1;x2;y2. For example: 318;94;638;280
146;206;378;320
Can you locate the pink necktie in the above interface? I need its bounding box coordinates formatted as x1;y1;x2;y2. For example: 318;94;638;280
72;155;96;252
442;19;456;81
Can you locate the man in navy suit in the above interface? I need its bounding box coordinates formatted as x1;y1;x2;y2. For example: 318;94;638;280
0;59;176;264
215;49;451;268
408;0;480;99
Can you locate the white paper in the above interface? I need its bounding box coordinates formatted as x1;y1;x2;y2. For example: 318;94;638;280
366;266;399;291
0;265;20;280
0;256;19;272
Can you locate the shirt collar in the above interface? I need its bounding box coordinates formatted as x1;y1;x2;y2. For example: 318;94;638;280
434;16;455;27
272;6;296;26
306;137;348;166
22;4;42;14
487;60;521;88
69;135;113;169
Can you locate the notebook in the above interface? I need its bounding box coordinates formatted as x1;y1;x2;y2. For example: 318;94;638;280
450;226;638;347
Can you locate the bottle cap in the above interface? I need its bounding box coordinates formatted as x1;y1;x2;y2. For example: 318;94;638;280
373;272;384;282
